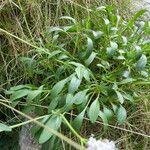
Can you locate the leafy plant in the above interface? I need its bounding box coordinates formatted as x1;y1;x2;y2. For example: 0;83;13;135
1;5;150;149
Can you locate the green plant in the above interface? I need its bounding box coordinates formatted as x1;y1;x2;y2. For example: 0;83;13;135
0;5;150;149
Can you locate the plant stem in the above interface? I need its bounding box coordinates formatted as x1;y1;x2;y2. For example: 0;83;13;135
61;114;85;142
10;115;49;129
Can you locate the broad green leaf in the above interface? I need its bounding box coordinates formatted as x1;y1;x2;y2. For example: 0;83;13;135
39;116;62;144
103;106;113;120
136;54;147;71
89;98;100;123
85;37;93;58
83;69;90;81
27;86;43;101
66;93;74;105
99;111;108;129
0;123;12;132
61;94;74;112
77;95;89;112
117;105;127;124
122;93;134;102
68;76;81;94
10;89;30;101
9;85;31;91
75;66;84;80
85;52;97;66
69;61;83;67
73;90;88;105
106;47;115;57
111;104;118;114
48;97;59;113
115;91;124;104
72;109;86;131
50;79;67;98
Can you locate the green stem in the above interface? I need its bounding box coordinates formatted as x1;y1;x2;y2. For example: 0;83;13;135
61;114;84;141
10;115;49;129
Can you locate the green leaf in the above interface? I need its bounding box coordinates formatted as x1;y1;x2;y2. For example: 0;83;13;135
97;6;106;12
92;31;103;39
31;115;51;135
39;116;62;144
122;36;127;45
89;98;100;123
117;78;135;85
48;97;59;113
85;52;97;66
48;50;61;59
73;90;88;105
99;111;108;129
117;105;127;124
10;89;30;101
136;54;147;71
27;86;43;101
110;41;118;49
72;109;86;131
0;123;12;132
106;47;115;57
111;104;118;114
47;27;64;33
50;79;67;98
75;66;84;80
9;85;31;91
64;25;77;32
103;18;110;25
83;70;90;81
66;93;74;105
60;16;76;24
61;94;74;112
103;106;113;120
68;76;81;94
115;91;124;104
85;37;93;58
122;93;134;102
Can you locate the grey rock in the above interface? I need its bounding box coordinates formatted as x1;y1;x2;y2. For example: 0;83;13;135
19;123;42;150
